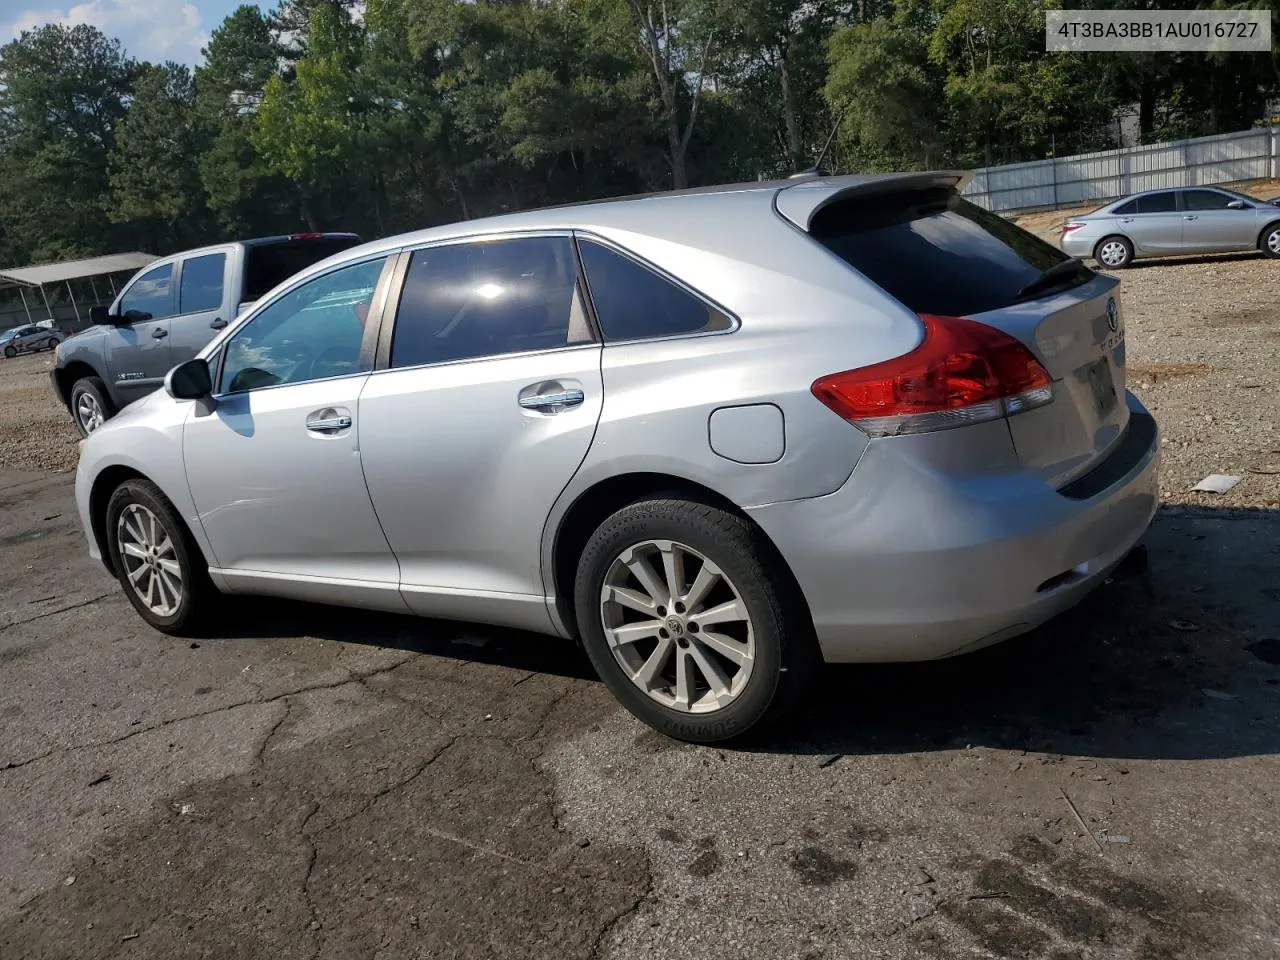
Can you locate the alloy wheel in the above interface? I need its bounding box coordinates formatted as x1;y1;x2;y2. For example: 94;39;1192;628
600;539;755;714
116;503;184;617
1267;230;1280;255
76;392;104;434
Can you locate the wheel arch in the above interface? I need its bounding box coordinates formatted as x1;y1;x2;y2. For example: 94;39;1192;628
548;471;810;640
1092;233;1133;263
1255;218;1280;250
52;359;103;407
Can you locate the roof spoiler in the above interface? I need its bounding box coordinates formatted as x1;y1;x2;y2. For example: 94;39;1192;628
773;171;971;232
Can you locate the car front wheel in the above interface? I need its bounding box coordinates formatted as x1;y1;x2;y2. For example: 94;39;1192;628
574;496;817;743
105;479;214;634
3;346;15;359
69;376;114;437
1260;224;1280;259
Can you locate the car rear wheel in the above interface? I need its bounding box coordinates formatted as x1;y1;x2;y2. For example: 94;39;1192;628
70;376;114;437
1095;236;1134;269
46;336;59;350
1260;224;1280;259
574;496;818;743
3;346;15;359
105;479;215;635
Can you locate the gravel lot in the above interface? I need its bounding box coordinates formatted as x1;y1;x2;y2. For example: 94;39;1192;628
1;252;1278;959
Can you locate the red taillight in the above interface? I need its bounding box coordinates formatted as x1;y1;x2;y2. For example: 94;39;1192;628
811;313;1054;437
1061;222;1085;235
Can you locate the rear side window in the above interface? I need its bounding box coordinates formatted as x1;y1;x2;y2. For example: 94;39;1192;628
1112;199;1137;215
119;263;175;322
179;253;226;313
809;188;1082;316
577;239;732;340
1134;192;1177;214
244;236;362;303
391;236;591;368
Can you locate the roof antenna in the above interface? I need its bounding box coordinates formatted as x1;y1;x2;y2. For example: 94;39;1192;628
805;102;848;176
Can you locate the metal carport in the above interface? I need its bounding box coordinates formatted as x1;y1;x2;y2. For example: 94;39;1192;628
0;252;158;332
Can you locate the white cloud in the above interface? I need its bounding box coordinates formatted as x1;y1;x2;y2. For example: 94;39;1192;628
2;0;210;65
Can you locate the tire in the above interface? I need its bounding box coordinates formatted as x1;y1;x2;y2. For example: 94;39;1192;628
46;336;59;351
574;496;818;744
3;346;15;359
1094;235;1134;269
1260;223;1280;259
105;478;216;635
69;376;115;437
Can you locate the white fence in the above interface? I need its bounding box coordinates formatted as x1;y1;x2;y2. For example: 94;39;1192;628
961;126;1280;213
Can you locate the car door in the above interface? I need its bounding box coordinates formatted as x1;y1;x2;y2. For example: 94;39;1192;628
169;249;235;364
1178;189;1260;251
1114;191;1182;254
182;253;405;610
103;261;177;403
356;234;604;632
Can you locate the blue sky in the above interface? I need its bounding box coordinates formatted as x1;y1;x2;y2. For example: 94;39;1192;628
0;0;272;65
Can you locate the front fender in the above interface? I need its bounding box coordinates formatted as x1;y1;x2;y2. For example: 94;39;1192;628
74;399;214;571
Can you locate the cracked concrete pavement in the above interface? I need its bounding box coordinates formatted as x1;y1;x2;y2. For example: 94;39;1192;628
2;465;1279;959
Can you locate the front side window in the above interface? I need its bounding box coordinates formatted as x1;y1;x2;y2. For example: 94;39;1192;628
1182;190;1238;211
119;263;174;322
1134;192;1177;214
577;239;732;341
219;256;386;394
390;236;590;368
179;253;227;313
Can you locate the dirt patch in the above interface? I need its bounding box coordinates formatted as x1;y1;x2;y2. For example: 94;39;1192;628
1127;362;1210;384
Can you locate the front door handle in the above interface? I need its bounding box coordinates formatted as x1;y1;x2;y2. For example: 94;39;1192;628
1183;215;1198;221
210;317;227;330
518;389;585;410
152;328;168;339
306;415;352;432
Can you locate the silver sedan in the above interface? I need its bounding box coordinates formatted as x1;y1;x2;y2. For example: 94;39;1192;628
1060;185;1280;267
1;323;60;358
73;171;1159;742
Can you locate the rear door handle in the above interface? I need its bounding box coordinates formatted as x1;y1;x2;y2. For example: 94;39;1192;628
518;389;585;410
152;328;168;339
306;415;352;432
1120;217;1135;223
210;317;227;330
1183;215;1198;221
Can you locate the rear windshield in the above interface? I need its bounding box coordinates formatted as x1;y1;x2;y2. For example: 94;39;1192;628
809;188;1083;316
243;237;362;303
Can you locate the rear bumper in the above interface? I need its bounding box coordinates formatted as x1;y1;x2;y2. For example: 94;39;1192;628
1060;232;1097;260
747;392;1159;663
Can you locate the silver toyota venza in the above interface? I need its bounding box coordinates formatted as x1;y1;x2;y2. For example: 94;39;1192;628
73;172;1159;742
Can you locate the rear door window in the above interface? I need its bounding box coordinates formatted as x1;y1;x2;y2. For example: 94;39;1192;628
1133;192;1177;214
179;253;226;313
809;188;1087;316
390;236;591;368
1113;199;1137;215
577;239;732;340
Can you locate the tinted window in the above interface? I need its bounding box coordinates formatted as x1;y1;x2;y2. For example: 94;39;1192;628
1182;190;1240;211
219;256;385;393
809;188;1083;316
179;253;226;313
1113;199;1137;215
1134;192;1177;214
119;263;174;322
577;240;731;340
391;237;589;368
243;236;363;303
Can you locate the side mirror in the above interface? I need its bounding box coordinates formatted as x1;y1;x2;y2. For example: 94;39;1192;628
165;358;213;400
1227;199;1247;209
89;306;113;326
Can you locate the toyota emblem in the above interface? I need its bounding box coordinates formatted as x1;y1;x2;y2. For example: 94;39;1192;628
1106;297;1118;332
